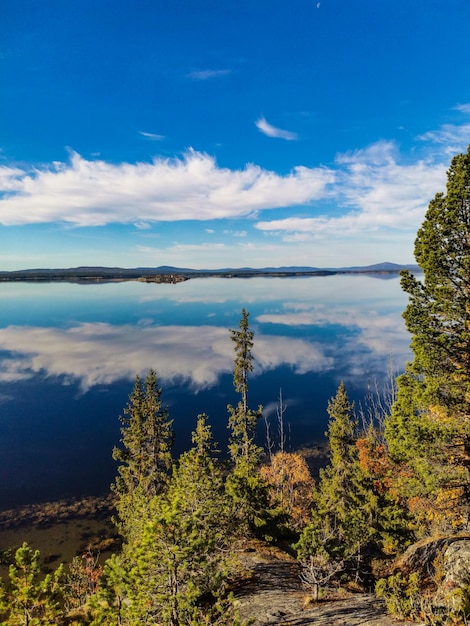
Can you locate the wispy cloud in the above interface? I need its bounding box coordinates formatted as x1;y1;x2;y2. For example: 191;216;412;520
334;141;445;225
255;117;298;141
453;103;470;114
134;221;152;230
139;131;165;140
0;165;24;191
187;69;231;81
223;229;247;237
256;140;446;238
2;107;470;260
416;106;470;153
417;123;470;150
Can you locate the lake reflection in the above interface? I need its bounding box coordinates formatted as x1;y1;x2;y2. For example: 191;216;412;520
0;275;411;507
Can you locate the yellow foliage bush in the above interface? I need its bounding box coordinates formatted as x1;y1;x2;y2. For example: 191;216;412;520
260;451;315;529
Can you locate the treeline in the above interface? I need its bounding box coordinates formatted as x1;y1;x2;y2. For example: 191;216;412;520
2;146;470;624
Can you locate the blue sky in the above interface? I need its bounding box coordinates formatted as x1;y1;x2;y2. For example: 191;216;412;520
2;0;470;270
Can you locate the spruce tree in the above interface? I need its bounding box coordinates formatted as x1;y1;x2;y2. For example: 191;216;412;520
98;415;238;626
112;369;173;538
225;309;277;538
227;308;263;464
385;145;470;532
296;384;377;581
1;543;65;626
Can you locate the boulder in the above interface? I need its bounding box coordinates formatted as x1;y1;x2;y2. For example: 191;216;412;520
434;539;470;611
395;534;470;613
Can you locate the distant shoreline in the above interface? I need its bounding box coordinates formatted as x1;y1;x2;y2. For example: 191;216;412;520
0;263;420;283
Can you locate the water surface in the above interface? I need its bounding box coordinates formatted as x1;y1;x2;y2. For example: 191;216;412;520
0;275;411;508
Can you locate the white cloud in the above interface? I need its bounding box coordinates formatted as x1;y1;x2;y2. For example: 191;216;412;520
0;150;333;226
334;141;444;227
416;108;470;154
417;123;470;150
223;229;247;237
187;69;231;80
256;140;446;237
134;221;152;230
139;131;165;141
2;108;470;267
0;165;24;191
255;117;298;141
453;103;470;114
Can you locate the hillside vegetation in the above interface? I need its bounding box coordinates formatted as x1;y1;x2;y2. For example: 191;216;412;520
2;146;470;625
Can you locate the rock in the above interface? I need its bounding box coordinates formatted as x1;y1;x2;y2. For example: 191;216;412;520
232;541;411;625
395;534;470;614
264;609;286;623
434;538;470;612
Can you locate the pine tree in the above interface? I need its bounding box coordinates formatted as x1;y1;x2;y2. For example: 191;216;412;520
385;145;470;532
112;369;173;538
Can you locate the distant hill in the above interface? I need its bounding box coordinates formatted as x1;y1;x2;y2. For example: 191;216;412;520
334;262;415;272
0;262;421;282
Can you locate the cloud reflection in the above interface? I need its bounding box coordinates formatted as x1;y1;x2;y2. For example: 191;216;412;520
0;323;333;392
0;276;412;395
256;301;412;384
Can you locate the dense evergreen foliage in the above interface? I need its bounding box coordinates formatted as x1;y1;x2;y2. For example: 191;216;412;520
385;145;470;534
296;384;377;586
111;369;174;540
0;542;65;625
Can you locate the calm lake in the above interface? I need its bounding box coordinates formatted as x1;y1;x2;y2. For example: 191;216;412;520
0;274;412;508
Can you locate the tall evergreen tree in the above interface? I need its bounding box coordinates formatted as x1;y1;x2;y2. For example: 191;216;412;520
225;309;277;538
296;384;377;581
112;369;173;538
227;308;263;464
385;145;470;532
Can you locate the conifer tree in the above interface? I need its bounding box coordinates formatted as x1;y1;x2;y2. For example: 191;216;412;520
88;554;127;626
113;369;173;498
296;383;377;581
0;542;65;625
98;415;239;626
225;309;277;538
112;369;173;538
385;145;470;532
227;308;263;465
